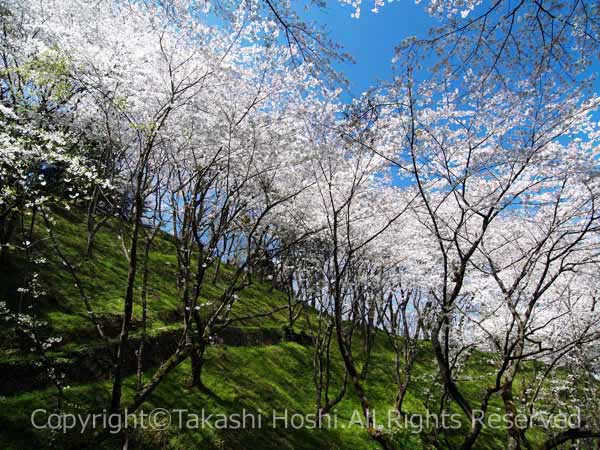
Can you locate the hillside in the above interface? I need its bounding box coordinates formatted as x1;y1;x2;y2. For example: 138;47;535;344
0;209;559;450
3;1;600;449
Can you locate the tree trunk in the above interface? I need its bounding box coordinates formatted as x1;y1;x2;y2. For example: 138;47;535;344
136;234;153;390
111;181;144;413
190;341;206;388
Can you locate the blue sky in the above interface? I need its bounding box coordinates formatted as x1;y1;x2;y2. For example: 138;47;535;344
305;2;435;100
304;2;600;101
300;2;600;186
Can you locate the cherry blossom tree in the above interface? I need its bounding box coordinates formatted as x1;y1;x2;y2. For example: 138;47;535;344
350;54;600;447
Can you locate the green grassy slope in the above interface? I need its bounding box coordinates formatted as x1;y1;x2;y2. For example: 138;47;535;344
0;210;556;450
0;208;313;353
1;340;514;450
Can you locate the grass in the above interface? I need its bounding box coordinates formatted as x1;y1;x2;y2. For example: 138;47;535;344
0;335;539;450
0;208;575;450
0;207;314;351
0;342;424;450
